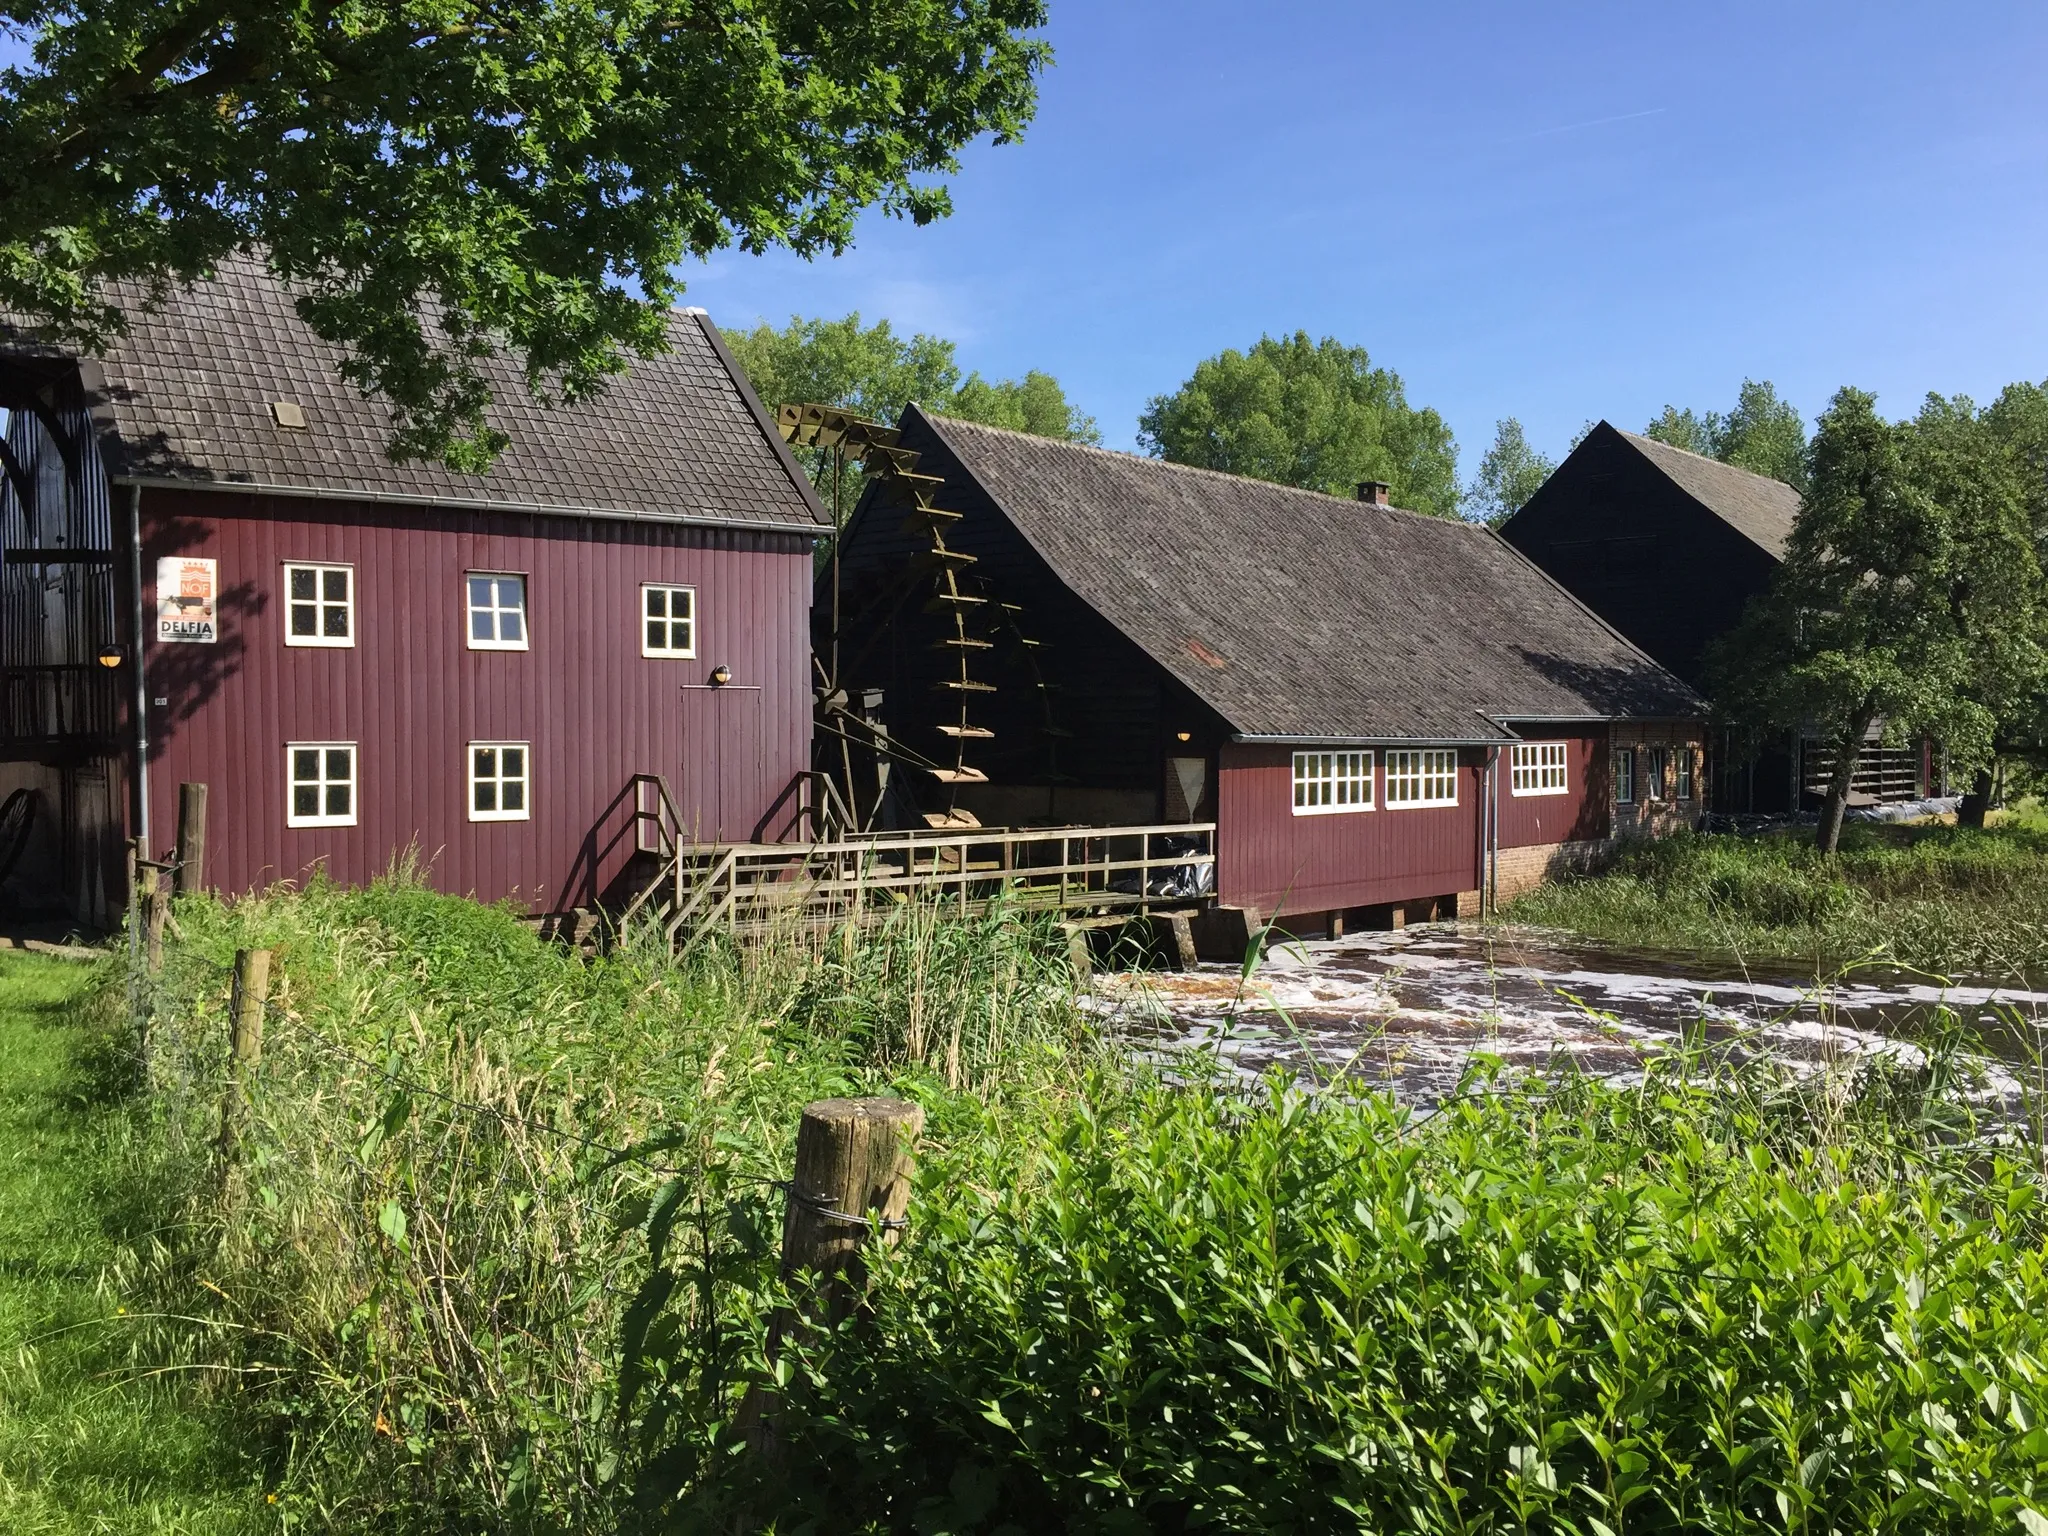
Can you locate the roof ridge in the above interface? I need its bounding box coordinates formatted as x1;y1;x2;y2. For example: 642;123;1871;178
918;407;1489;532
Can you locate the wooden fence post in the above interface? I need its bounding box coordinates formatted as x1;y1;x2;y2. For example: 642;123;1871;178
174;782;208;895
219;948;270;1164
141;864;167;973
747;1096;923;1456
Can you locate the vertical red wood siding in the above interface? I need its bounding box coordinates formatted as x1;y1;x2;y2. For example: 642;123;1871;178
1495;730;1610;849
139;489;814;909
1216;743;1484;917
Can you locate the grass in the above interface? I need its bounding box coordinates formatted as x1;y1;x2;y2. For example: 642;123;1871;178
1505;820;2048;979
0;948;266;1533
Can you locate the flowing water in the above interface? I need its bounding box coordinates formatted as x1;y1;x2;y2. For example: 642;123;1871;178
1094;924;2048;1104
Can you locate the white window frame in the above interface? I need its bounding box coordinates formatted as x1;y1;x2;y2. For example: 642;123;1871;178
1675;747;1695;801
1510;741;1569;797
285;742;357;828
1291;750;1373;815
465;572;530;652
1385;749;1459;809
1613;748;1636;804
282;562;355;648
1645;747;1669;801
468;741;532;823
641;583;697;659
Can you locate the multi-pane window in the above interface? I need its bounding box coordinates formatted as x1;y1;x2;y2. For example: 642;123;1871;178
1613;748;1636;804
466;573;528;650
641;584;696;658
1645;747;1669;801
1385;749;1459;808
1291;750;1373;815
469;743;530;822
284;563;353;647
286;742;356;827
1510;741;1569;796
1675;747;1695;801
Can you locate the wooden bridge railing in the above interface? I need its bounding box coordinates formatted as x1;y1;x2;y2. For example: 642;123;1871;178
632;821;1217;944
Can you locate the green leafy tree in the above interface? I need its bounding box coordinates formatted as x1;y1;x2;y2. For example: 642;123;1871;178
1137;332;1460;518
1643;405;1713;457
1712;379;1809;491
0;1;1049;470
1643;382;1808;491
1711;388;2038;852
1467;417;1555;525
725;311;1097;511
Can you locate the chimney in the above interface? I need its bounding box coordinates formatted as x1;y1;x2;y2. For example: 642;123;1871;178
1356;480;1391;507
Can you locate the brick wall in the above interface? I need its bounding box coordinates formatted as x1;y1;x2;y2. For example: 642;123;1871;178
1609;722;1705;838
1492;837;1615;902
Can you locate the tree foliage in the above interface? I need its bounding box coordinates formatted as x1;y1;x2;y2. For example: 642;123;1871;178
1644;380;1808;491
724;311;1097;506
1466;417;1555;525
1137;332;1460;519
1711;388;2043;852
0;0;1050;470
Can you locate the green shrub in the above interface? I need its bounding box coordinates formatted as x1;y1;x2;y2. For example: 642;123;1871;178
632;1047;2048;1532
116;868;1091;1531
1509;825;2048;977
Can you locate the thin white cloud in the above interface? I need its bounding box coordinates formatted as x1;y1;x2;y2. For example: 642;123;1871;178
1504;108;1666;144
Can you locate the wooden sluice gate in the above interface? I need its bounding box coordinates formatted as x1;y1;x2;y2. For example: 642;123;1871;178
620;805;1218;956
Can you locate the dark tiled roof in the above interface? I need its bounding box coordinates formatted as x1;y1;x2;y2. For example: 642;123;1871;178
0;256;825;530
1615;428;1800;560
915;409;1702;741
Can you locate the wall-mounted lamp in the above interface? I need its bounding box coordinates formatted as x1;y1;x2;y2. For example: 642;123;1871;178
95;644;125;670
1175;731;1192;743
709;664;733;688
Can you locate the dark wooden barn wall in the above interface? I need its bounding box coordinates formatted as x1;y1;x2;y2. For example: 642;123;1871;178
139;488;814;909
1494;730;1610;849
1501;433;1778;691
1216;744;1484;918
833;415;1231;822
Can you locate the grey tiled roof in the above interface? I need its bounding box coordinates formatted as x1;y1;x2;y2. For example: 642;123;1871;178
917;410;1703;742
1616;428;1800;560
0;256;825;530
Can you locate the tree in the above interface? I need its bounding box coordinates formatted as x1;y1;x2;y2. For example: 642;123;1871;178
1136;333;1460;519
1643;406;1713;457
1713;379;1809;491
1467;418;1555;525
1710;388;2037;853
0;1;1049;470
1642;382;1808;491
724;311;1096;510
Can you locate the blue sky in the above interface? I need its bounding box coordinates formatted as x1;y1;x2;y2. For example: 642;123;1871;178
687;0;2048;469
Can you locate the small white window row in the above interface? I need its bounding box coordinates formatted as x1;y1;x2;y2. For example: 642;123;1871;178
1292;749;1460;815
1510;741;1570;797
285;741;532;828
279;565;695;658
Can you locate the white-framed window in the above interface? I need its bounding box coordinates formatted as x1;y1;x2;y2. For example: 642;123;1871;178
1675;747;1695;801
1386;749;1459;808
468;742;531;822
283;562;354;647
1613;748;1636;804
286;742;357;827
466;573;529;650
1510;741;1569;797
1645;747;1669;801
1291;750;1373;815
641;583;697;658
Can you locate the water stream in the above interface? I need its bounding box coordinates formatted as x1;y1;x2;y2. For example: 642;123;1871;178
1094;924;2048;1104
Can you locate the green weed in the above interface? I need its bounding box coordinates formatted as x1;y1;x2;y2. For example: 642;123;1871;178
1507;823;2048;978
0;949;266;1533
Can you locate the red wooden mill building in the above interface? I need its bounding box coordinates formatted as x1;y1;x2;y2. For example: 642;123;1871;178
831;408;1708;940
0;259;826;925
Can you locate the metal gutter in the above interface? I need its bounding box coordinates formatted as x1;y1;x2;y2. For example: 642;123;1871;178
126;484;149;852
1230;732;1518;748
106;474;825;539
